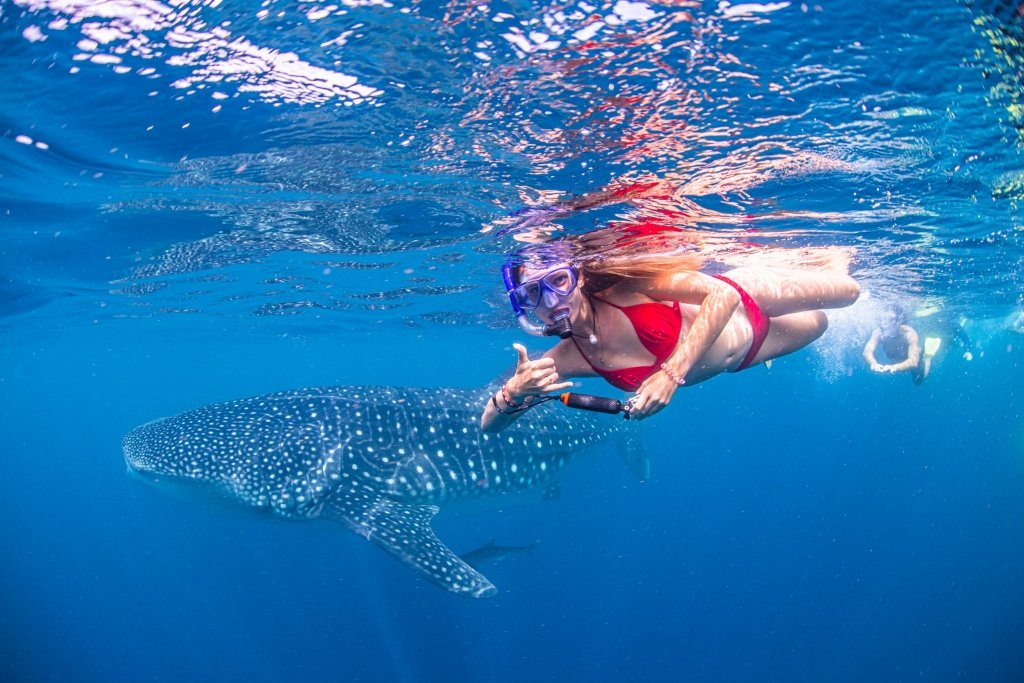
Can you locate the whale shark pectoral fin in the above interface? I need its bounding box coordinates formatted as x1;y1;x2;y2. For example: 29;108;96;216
339;499;498;599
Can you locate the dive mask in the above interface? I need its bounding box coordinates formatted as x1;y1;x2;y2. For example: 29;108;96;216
502;262;579;338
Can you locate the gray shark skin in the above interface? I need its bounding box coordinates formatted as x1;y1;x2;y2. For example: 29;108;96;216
123;385;643;598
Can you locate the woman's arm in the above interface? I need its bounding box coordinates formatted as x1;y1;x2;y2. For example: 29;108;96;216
626;271;740;419
647;270;741;381
480;342;575;433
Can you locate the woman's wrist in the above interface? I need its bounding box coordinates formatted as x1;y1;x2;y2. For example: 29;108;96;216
660;362;686;386
500;381;521;407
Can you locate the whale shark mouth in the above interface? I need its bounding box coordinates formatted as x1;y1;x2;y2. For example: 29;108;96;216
123;417;168;473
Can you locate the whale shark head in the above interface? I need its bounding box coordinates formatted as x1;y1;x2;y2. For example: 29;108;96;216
123;418;178;475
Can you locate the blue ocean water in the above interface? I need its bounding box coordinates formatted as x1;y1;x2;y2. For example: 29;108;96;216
2;0;1023;681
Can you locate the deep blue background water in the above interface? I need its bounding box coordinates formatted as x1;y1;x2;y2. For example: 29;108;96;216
2;325;1022;682
3;0;1024;681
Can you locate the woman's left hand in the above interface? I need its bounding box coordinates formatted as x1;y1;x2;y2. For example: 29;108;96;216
628;371;682;420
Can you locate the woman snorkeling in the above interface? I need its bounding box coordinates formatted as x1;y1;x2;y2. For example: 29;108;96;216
480;243;860;431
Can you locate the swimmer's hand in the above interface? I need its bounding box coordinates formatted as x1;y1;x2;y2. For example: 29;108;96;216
628;370;682;420
871;363;902;374
505;343;573;401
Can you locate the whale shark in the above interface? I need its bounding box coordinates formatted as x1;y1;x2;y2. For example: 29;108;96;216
123;385;644;597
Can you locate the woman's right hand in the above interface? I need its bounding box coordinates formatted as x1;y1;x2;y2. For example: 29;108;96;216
506;343;574;401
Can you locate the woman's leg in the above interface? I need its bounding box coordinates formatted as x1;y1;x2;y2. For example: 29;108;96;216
725;266;860;316
749;311;829;365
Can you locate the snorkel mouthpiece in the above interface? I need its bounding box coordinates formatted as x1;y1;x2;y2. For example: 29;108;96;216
546;308;573;339
512;307;573;338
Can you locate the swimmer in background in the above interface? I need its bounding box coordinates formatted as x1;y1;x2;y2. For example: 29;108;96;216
862;323;928;384
862;321;940;385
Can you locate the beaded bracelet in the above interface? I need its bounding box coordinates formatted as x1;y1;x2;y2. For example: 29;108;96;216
491;394;518;415
660;362;686;386
491;392;533;415
501;382;520;408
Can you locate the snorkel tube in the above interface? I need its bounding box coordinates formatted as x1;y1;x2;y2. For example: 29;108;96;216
501;262;574;339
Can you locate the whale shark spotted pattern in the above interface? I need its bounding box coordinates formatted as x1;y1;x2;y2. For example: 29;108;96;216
123;385;644;597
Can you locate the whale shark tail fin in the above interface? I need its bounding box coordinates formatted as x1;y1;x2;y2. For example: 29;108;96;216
334;498;498;598
616;425;649;482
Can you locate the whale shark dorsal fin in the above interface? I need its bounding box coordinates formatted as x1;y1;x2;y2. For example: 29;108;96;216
339;499;498;598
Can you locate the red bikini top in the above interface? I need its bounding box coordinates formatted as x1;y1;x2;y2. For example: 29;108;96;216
572;295;683;391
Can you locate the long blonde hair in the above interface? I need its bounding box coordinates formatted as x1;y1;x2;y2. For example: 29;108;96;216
574;231;707;292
